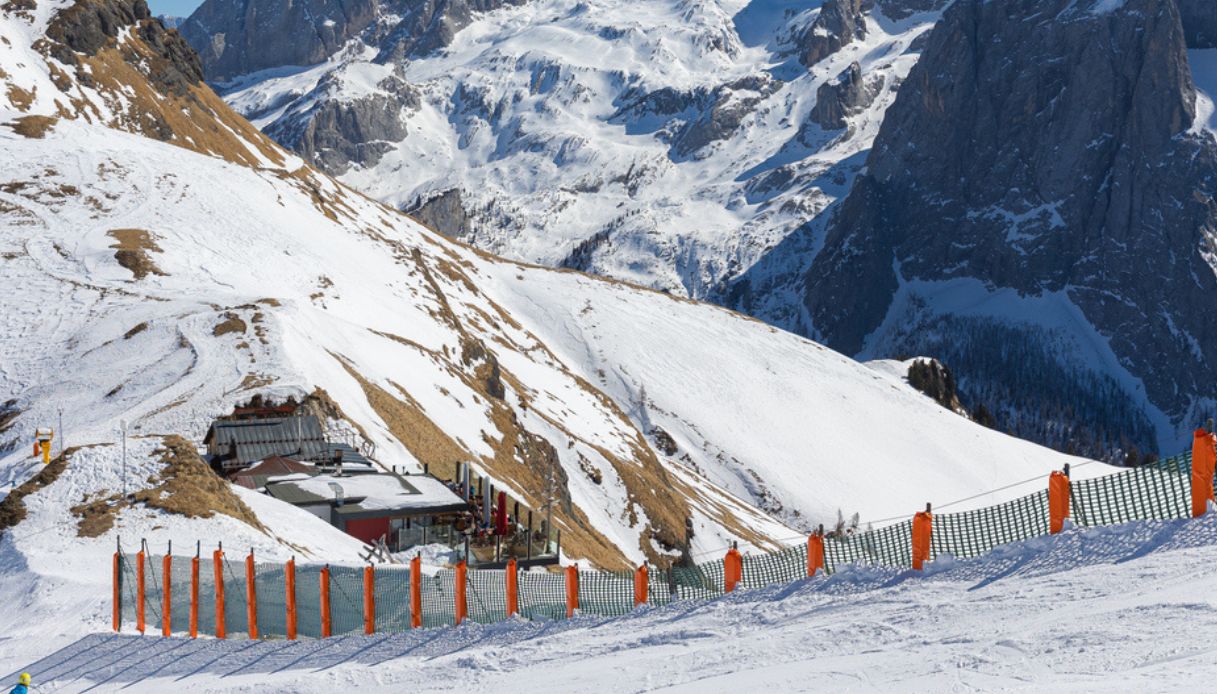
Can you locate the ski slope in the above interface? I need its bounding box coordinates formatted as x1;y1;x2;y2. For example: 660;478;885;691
8;514;1217;691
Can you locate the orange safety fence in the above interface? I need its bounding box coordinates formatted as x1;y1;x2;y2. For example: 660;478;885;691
409;557;422;629
454;561;468;625
285;558;297;641
506;558;519;617
1193;430;1216;518
565;565;579;618
911;510;932;571
1049;471;1071;534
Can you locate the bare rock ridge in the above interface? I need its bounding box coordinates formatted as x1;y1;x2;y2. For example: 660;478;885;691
802;0;1217;457
46;0;203;96
180;0;525;82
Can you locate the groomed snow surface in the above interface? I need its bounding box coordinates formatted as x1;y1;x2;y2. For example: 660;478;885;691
7;514;1217;691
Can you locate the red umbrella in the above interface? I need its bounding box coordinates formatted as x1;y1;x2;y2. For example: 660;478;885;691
495;491;509;536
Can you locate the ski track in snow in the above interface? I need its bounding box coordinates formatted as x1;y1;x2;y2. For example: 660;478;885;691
8;514;1217;691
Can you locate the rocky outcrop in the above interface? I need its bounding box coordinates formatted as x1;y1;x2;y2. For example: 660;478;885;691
179;0;377;81
796;0;867;68
906;359;965;415
803;0;1217;457
374;0;528;64
810;62;881;130
406;188;476;239
267;72;418;173
613;75;782;160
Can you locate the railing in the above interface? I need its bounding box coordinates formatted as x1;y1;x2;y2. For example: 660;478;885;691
112;431;1217;639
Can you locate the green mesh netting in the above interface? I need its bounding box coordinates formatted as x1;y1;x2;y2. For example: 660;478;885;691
419;570;457;628
372;565;411;633
576;570;633;617
294;564;324;639
466;569;509;624
325;565;364;636
517;571;565;620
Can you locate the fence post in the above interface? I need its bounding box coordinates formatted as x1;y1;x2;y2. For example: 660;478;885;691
213;547;226;639
162;552;172;637
505;558;519;618
724;545;742;592
807;527;825;577
363;565;376;635
136;548;146;634
320;565;332;638
455;561;468;625
1192;429;1217;518
565;565;579;618
912;504;933;571
634;562;648;608
190;550;199;639
1049;470;1071;534
285;557;297;641
410;556;422;629
112;551;121;633
246;550;258;640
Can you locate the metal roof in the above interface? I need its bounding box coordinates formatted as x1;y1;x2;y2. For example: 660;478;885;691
207;416;328;466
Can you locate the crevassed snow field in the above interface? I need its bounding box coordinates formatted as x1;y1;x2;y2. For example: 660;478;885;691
8;515;1217;692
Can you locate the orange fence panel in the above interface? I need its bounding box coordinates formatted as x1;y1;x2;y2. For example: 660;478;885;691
363;566;376;636
455;561;468;625
213;549;225;639
320;565;332;638
505;558;518;618
1049;471;1070;534
724;548;742;592
162;555;172;637
246;553;258;640
912;511;932;571
190;556;199;639
1193;430;1217;518
410;557;422;629
634;563;648;607
136;550;145;634
565;565;579;618
285;558;297;641
807;534;825;577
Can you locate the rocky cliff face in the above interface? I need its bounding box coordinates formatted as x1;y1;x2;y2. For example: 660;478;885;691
1180;0;1217;48
802;0;1217;457
179;0;377;81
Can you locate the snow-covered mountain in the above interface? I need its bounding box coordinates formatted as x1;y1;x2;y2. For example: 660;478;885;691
183;0;941;299
0;0;1104;576
179;0;1217;462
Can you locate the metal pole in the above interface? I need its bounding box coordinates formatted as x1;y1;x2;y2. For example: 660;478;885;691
58;408;64;457
121;419;128;498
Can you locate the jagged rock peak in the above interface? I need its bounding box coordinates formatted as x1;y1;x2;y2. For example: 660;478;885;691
805;0;1217;458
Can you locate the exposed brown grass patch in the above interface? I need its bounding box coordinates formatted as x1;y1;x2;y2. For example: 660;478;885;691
70;435;266;538
212;312;246;337
6;115;56;138
6;84;35;112
123;321;148;339
107;228;165;280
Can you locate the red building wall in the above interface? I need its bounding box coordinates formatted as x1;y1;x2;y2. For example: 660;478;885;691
343;517;391;544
